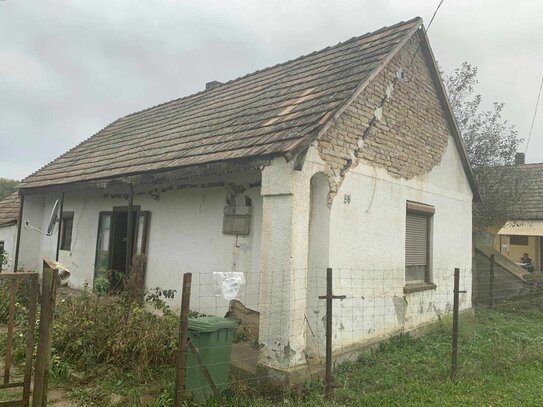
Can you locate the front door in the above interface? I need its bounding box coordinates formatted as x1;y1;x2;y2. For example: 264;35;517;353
94;208;150;291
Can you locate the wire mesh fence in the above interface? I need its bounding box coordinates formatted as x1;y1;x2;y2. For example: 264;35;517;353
4;259;541;406
172;264;536;405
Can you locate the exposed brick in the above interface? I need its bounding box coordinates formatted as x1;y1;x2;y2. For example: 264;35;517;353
317;36;449;204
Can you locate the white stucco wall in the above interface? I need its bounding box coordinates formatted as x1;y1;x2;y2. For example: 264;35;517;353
18;172;263;316
0;224;17;272
302;134;473;356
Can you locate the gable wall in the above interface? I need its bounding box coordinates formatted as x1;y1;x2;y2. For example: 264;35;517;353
318;34;451;201
301;32;473;355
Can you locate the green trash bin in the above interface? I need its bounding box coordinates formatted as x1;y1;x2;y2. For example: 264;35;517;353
186;316;239;400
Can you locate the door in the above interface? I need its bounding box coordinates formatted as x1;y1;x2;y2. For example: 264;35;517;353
94;209;150;290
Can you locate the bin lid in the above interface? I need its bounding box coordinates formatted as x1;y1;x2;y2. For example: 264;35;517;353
188;316;239;332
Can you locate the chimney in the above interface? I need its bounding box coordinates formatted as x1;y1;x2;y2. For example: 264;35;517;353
205;81;223;91
514;152;525;165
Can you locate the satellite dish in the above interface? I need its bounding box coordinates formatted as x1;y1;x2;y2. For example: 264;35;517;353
46;199;60;236
24;199;60;236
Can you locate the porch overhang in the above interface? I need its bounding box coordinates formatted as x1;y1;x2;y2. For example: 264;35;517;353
498;220;543;237
18;157;270;196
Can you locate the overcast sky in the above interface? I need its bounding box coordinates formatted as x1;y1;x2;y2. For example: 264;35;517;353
1;0;542;180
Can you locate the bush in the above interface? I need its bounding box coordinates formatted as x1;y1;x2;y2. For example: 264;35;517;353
53;291;179;372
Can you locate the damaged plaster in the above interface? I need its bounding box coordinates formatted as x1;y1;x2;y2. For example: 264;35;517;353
317;35;450;204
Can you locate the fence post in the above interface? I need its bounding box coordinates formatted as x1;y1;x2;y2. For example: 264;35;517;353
451;267;461;380
22;274;39;406
318;268;345;400
33;259;59;407
3;279;16;384
174;272;192;407
489;254;495;308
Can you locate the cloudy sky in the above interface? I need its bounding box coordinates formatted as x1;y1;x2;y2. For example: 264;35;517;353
1;0;542;180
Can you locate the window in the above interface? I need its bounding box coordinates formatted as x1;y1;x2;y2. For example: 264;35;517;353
405;201;434;288
60;212;74;251
510;235;528;245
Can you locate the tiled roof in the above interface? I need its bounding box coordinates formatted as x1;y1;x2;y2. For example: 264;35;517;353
0;193;19;227
20;17;422;189
510;163;543;220
484;163;543;220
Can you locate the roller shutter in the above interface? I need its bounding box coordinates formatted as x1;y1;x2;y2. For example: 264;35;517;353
406;213;428;266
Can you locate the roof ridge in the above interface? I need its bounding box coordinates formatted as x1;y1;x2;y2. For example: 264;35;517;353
20;16;426;189
118;16;422;122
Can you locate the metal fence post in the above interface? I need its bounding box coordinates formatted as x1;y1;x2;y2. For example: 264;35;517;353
451;267;461;380
489;254;495;308
318;268;345;400
174;272;192;407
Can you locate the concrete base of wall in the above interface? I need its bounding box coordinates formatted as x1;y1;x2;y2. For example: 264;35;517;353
231;309;474;386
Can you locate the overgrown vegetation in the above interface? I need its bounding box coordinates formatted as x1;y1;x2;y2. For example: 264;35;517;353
4;281;543;405
52;291;179;372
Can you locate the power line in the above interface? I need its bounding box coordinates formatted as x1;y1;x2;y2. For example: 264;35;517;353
426;0;445;33
525;74;543;153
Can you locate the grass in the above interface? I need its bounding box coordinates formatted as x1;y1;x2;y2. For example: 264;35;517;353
4;293;543;405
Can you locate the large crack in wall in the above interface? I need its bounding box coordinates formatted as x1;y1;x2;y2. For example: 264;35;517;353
317;35;450;205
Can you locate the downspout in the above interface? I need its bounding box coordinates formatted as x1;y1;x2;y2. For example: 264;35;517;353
13;193;25;272
55;192;64;261
126;183;134;274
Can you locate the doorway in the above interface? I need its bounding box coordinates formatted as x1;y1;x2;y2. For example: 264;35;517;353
94;207;150;291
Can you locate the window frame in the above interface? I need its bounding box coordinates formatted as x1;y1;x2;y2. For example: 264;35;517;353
404;201;436;293
59;211;74;251
510;235;529;246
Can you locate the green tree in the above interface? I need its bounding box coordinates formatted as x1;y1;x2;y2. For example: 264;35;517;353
0;178;19;200
443;62;524;227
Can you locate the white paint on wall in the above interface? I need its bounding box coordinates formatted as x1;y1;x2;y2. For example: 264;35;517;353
16;133;473;372
18;172;263;317
0;224;17;272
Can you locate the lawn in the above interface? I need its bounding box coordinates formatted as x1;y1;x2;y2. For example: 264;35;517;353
3;294;543;406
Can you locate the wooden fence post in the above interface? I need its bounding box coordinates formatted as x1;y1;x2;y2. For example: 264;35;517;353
22;274;39;406
3;279;17;384
174;273;192;407
32;259;59;407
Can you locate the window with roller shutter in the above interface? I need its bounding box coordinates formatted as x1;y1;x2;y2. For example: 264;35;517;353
405;201;434;285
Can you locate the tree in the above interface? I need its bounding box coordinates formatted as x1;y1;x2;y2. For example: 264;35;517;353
443;62;524;227
0;178;19;201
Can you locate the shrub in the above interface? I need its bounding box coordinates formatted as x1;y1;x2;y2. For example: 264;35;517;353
53;291;179;372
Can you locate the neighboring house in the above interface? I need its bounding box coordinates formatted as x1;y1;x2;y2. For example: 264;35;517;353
491;153;543;272
15;17;478;376
0;192;20;272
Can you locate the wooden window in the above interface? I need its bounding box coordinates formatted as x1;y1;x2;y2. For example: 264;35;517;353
405;201;434;286
60;212;74;251
510;235;528;245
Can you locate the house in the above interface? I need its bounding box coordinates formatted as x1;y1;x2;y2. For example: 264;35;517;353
0;192;20;272
14;17;478;378
491;153;543;272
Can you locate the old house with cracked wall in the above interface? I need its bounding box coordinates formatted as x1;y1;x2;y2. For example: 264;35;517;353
12;17;478;381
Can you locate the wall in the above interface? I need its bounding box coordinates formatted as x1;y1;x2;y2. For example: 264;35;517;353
0;224;17;272
18;171;263;316
256;31;474;370
301;134;473;356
